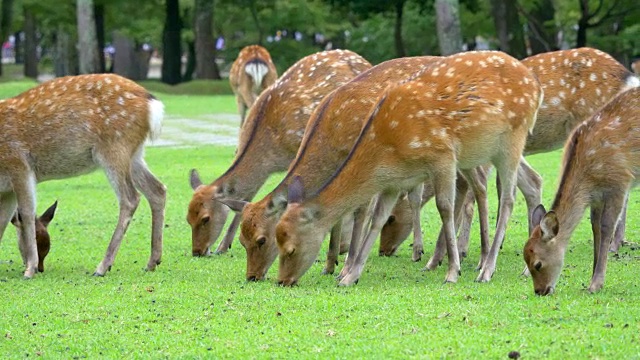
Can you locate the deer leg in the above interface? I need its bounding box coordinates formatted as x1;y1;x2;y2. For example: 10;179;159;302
215;213;241;254
517;158;543;235
456;189;475;259
460;168;490;271
94;164;140;276
13;173;38;279
431;166;460;283
323;221;343;275
589;191;626;293
408;183;425;262
609;193;628;253
0;192;17;245
476;156;519;283
337;203;370;280
590;202;603;276
132;156;166;272
340;213;354;254
339;191;400;286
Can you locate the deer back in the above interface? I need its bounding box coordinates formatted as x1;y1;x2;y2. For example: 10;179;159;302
522;47;639;154
229;45;278;99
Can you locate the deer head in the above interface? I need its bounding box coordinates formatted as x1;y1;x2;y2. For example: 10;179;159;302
11;201;57;272
523;205;564;296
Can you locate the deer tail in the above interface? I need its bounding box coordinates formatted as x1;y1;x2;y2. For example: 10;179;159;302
147;93;164;141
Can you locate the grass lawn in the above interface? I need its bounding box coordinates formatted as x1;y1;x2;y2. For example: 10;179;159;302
1;81;640;358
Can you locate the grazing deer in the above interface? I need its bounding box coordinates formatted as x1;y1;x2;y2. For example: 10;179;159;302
524;87;640;295
0;74;166;278
382;48;640;277
9;201;57;273
219;57;442;281
188;50;371;257
229;45;278;127
275;51;543;286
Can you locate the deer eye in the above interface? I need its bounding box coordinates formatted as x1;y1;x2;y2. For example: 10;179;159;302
256;236;266;247
534;261;542;271
201;216;210;225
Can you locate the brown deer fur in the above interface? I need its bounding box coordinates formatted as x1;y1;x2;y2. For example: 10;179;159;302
0;74;166;278
225;57;441;281
382;47;639;271
188;50;371;257
229;45;278;127
275;51;543;286
524;87;640;295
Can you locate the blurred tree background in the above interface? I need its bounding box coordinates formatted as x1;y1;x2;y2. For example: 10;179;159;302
0;0;638;84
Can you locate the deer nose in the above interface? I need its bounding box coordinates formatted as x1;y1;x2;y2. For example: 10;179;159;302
247;275;257;282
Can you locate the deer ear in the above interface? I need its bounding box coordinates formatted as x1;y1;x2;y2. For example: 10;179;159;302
217;198;248;213
267;192;288;215
39;201;58;227
531;204;546;228
287;176;304;204
540;211;559;241
190;169;203;190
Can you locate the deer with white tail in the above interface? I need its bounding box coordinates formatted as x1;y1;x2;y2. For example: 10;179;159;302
0;74;166;278
188;50;371;257
524;87;640;295
229;45;278;127
275;51;543;286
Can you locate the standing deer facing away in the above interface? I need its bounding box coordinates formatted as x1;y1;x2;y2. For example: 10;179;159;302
229;45;278;127
0;74;166;278
382;47;640;274
10;201;57;273
275;51;543;286
188;50;371;257
219;57;441;281
524;87;640;295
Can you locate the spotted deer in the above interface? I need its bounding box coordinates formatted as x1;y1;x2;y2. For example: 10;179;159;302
382;47;639;278
218;57;446;281
188;50;371;257
524;87;640;295
0;74;166;278
229;45;278;127
275;51;543;286
9;201;57;273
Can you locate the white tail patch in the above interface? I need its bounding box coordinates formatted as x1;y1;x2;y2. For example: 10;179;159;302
148;98;164;141
623;75;640;91
245;62;269;88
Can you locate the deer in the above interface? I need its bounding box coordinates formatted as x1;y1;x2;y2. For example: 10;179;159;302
631;58;640;75
229;45;278;127
524;87;640;295
381;47;640;280
217;57;454;282
8;201;57;273
274;51;544;286
0;74;166;278
188;49;372;258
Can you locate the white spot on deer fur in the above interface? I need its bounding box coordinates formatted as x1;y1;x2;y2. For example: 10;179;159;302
507;111;516;118
409;137;422;148
465;60;473;66
595;88;602;96
549;97;561;106
558;91;566;99
578;98;586;106
602;72;608;80
579;81;586;88
117;96;125;106
550;57;556;63
105;77;112;84
563;58;570;65
390;120;399;128
479;61;487;68
589;73;598;81
586;149;596;157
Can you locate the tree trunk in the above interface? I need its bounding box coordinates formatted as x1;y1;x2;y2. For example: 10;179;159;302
162;0;182;85
434;0;463;56
94;3;106;72
248;0;263;45
183;40;195;82
23;6;37;79
576;0;589;47
194;0;220;79
0;0;15;77
526;0;557;54
77;0;100;74
490;0;527;59
54;25;78;77
113;32;150;80
394;0;406;58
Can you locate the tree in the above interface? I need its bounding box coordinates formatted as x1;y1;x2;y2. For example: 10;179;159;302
161;0;183;85
194;0;220;79
23;4;37;78
490;0;526;58
0;0;14;76
518;0;557;54
434;0;463;55
77;0;100;74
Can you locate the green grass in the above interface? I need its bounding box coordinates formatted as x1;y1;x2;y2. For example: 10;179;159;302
1;81;640;358
138;79;234;96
